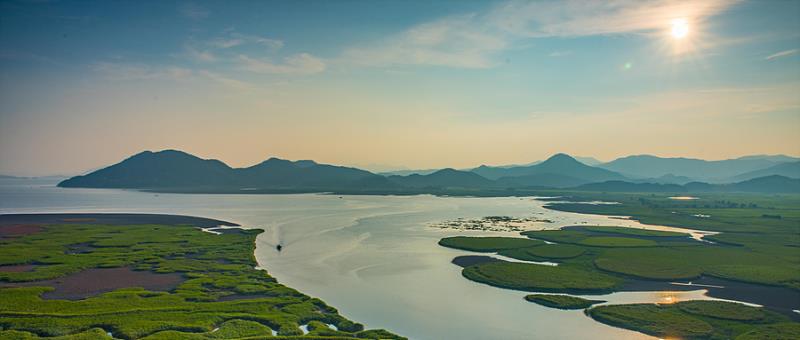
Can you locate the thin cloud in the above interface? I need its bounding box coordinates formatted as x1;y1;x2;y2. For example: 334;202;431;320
209;38;244;49
548;50;572;57
238;53;326;75
91;62;255;90
209;33;284;50
184;45;216;62
342;0;740;68
343;14;506;69
489;0;740;37
197;71;255;90
180;2;209;20
765;49;798;60
91;62;193;80
0;50;58;64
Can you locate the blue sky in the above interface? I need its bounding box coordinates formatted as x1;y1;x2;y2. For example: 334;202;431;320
1;0;799;175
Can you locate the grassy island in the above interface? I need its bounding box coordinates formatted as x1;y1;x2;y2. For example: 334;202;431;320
462;261;621;293
524;294;604;309
588;301;799;339
437;236;544;252
0;213;403;339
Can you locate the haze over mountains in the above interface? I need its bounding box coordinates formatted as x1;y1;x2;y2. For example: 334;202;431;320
56;150;800;194
598;155;800;183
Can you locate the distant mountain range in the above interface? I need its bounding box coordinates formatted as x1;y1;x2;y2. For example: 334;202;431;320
59;150;385;191
387;168;493;188
57;150;800;194
474;154;625;188
575;175;800;194
727;161;800;182
597;154;799;182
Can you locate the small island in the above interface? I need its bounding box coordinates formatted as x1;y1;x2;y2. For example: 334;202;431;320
588;301;800;339
524;294;605;310
430;215;555;232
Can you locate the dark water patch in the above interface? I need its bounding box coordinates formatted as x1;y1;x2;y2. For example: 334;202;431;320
60;218;97;223
698;276;800;320
205;227;246;235
0;264;36;273
563;226;696;242
0;213;238;228
2;267;185;300
65;242;95;254
0;224;43;237
451;255;501;267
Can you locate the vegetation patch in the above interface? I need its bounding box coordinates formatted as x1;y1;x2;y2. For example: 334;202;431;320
0;214;402;339
525;193;800;288
593;246;798;284
0;328;112;339
524;294;604;309
502;244;585;260
578;236;657;247
451;255;500;267
735;323;800;340
588;303;714;338
463;261;621;293
677;300;765;321
569;226;689;238
438;236;544;252
588;301;793;339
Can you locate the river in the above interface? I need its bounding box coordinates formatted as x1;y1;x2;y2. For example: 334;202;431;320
0;178;731;339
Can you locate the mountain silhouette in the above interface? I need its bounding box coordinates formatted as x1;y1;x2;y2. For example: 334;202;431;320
388;168;493;189
473;153;625;185
59;150;383;190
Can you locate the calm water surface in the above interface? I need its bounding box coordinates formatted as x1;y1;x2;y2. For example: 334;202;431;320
1;179;722;340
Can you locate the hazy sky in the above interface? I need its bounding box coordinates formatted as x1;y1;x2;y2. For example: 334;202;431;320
1;0;799;176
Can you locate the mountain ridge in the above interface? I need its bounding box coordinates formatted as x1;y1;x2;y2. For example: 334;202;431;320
598;154;797;181
58;150;800;194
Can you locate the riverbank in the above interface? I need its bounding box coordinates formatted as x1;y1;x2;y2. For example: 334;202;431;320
0;213;403;339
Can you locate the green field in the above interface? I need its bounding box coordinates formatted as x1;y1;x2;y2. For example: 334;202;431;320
501;244;585;260
462;261;621;293
0;219;402;339
524;294;604;309
572;226;688;237
541;193;800;288
588;301;798;339
438;236;544;252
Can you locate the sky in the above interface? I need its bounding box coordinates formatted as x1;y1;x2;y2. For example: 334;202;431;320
1;0;799;176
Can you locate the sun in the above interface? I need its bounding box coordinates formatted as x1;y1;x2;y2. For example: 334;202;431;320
671;18;689;39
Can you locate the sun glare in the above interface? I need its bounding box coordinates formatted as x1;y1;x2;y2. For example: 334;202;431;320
671;18;689;39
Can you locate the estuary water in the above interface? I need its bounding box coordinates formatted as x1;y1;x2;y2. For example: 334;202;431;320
1;178;723;339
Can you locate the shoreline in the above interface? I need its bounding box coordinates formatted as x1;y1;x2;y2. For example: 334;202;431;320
0;212;404;339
